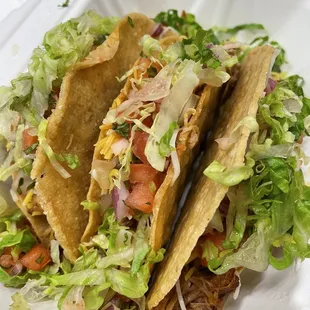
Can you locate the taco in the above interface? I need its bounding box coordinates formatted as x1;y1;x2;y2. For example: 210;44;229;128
30;13;154;262
149;39;310;309
0;10;154;265
80;23;244;249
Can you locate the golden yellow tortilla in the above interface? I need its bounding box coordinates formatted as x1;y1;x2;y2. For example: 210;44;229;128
31;13;154;262
147;45;276;309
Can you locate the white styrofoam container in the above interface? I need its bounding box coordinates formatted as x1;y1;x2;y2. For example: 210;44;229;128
1;1;310;309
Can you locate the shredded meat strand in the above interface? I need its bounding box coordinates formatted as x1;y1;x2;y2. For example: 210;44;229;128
155;268;239;310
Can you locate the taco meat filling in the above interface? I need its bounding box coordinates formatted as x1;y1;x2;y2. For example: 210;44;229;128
158;268;239;310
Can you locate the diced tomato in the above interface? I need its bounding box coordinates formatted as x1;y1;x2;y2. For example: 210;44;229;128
20;244;51;271
129;164;158;184
133;131;149;164
204;231;226;251
125;183;154;213
201;258;208;267
154;172;165;190
142;116;153;128
23;129;38;151
155;102;161;113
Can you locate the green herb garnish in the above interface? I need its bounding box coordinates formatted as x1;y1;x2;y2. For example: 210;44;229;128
112;122;130;139
128;16;134;28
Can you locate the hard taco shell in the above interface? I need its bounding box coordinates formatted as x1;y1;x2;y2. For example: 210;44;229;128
31;13;154;262
147;45;276;309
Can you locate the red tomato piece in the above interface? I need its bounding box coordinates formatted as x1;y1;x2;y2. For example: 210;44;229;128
204;231;226;251
129;164;158;184
20;244;51;271
125;183;154;213
142;116;153;128
23;129;38;151
154;172;165;190
132;131;149;164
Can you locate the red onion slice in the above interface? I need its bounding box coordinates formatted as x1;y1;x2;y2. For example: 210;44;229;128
112;181;132;222
10;262;23;276
265;78;277;95
151;23;164;38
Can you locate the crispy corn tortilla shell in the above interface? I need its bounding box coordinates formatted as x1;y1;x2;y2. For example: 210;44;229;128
82;34;185;242
147;45;276;309
31;13;154;262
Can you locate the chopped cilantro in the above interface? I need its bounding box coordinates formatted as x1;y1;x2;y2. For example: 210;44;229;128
154;9;202;38
112;122;130;139
182;29;221;68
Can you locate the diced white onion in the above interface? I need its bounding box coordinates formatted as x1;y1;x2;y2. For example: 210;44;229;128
111;138;129;156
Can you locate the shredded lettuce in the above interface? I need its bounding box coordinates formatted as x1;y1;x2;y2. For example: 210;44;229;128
140;35;162;58
83;284;110;310
204;74;310;274
10;292;30;310
56;154;80;170
145;59;199;171
225;23;265;34
204;160;254;187
81;200;100;210
0;11;119;183
0;268;32;288
12;209;164;308
38;120;71;179
159;121;179;157
0;230;36;252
